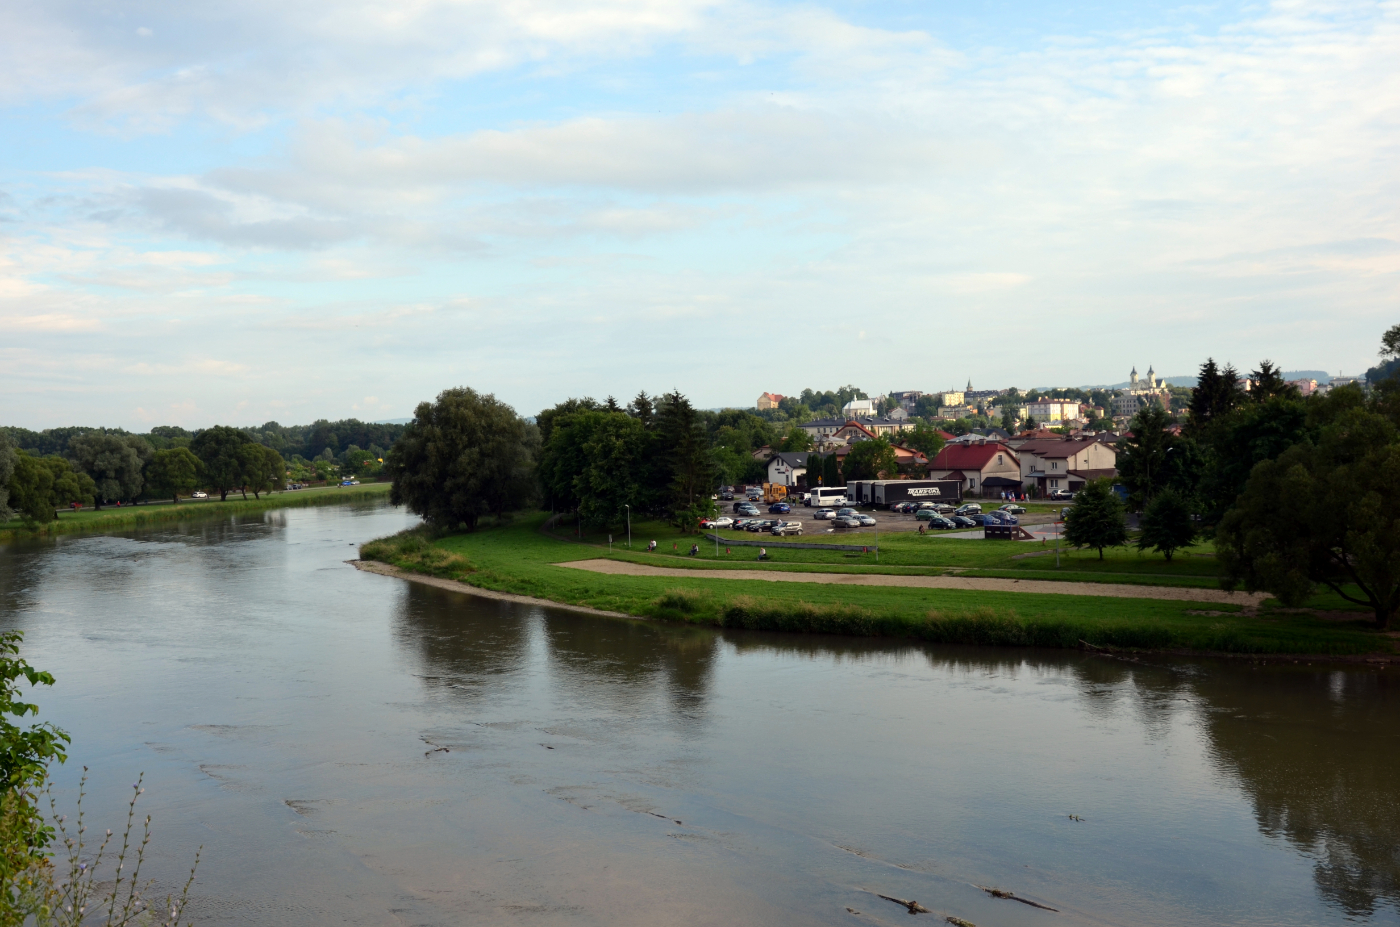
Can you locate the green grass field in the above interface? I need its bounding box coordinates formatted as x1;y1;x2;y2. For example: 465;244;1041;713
361;512;1392;657
0;482;393;540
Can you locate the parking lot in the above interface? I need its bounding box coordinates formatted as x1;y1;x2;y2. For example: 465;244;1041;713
709;494;1061;541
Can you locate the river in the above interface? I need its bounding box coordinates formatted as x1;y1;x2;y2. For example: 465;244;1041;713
1;501;1396;926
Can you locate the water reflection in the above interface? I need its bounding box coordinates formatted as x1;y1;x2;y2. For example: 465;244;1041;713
1194;665;1400;917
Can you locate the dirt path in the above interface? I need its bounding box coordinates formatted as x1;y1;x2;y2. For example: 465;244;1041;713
557;559;1271;606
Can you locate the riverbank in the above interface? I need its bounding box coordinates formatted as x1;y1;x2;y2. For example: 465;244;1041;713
0;482;393;540
358;513;1396;657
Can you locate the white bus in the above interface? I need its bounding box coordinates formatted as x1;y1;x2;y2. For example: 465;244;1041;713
809;486;849;508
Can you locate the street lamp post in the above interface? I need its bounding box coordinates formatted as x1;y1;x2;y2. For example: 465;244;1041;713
624;504;631;549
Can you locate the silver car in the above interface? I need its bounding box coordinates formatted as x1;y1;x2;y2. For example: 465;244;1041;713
856;514;877;526
771;521;803;536
814;508;836;520
832;515;862;528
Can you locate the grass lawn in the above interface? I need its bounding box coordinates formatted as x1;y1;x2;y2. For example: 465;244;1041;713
360;512;1392;657
0;482;393;540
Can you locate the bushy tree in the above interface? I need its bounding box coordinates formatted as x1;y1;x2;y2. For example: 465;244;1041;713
1218;402;1400;628
237;443;285;499
902;422;945;458
6;454;54;526
0;433;13;523
1137;487;1196;561
1115;406;1199;509
777;425;814;453
387;387;538;531
190;425;250;502
67;433;144;508
1062;478;1128;559
1186;358;1243;436
843;438;898;481
145;447;201;503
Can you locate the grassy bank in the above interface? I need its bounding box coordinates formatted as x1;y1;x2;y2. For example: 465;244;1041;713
360;513;1392;657
0;482;393;540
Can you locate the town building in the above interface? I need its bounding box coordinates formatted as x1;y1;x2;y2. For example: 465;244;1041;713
767;452;808;487
1025;399;1085;423
1112;365;1170;419
1015;435;1118;496
756;392;785;410
925;440;1022;497
842;398;879;416
1288;379;1318;397
799;416;915;444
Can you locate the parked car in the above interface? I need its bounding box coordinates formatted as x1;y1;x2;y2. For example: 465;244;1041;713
814;508;836;520
926;516;956;530
832;515;863;528
998;504;1026;515
954;503;981;516
771;521;803;536
836;507;858;518
950;515;977;528
914;509;938;521
1049;489;1075;500
919;501;955;514
768;502;791;514
747;491;762;501
737;503;760;516
968;513;991;525
191;491;208;499
892;502;917;514
856;514;877;526
747;519;780;532
732;519;754;530
720;491;735;501
701;516;734;529
800;493;812;506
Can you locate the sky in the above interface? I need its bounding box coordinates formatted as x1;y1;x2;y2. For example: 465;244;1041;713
2;0;1397;430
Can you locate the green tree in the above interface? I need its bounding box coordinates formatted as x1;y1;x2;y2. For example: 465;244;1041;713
1116;406;1184;508
575;412;650;529
1199;393;1313;518
824;453;843;486
190;425;250;501
656;392;715;524
40;457;95;513
387;387;539;531
843;438;899;481
1246;360;1297;402
67;432;144;507
237;443;284;499
1000;406;1019;433
777;425;814;453
1218;403;1400;628
6;454;54;526
0;432;13;523
1137;487;1196;561
146;447;202;503
902;422;946;458
1062;478;1128;559
1186;357;1243;436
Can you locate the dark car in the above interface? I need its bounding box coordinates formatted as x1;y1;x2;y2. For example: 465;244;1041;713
950;515;976;528
955;503;982;516
926;516;956;530
893;501;919;514
998;504;1026;515
768;502;791;514
968;513;991;526
732;519;754;530
746;519;780;532
720;491;735;501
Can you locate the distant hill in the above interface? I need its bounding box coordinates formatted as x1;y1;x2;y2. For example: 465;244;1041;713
1280;370;1332;383
374;417;414;425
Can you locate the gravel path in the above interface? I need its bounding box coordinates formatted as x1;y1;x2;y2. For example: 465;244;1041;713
558;559;1270;605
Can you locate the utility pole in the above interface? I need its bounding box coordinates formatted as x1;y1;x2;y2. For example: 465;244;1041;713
624;504;631;549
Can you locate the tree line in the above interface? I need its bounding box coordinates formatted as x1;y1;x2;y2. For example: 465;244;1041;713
0;426;287;525
1065;333;1400;629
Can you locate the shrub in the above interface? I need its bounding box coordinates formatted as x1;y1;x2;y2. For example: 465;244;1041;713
359;529;475;579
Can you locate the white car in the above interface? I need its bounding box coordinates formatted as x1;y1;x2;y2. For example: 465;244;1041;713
857;514;877;526
709;516;734;528
813;508;836;520
191;491;208;499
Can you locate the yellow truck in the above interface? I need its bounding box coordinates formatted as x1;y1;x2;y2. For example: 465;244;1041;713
762;483;788;504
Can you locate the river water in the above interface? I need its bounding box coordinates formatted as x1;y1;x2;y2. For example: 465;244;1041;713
1;501;1396;926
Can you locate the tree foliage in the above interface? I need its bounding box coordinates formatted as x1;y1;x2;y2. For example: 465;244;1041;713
1062;478;1128;559
387;387;539;531
145;447;202;503
1137;487;1196;561
1218;400;1400;628
190;425;251;502
0;433;13;524
842;438;898;481
901;422;946;458
1186;358;1243;436
1115;406;1198;509
67;433;145;507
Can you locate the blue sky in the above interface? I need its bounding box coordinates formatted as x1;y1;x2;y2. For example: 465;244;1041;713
3;0;1396;429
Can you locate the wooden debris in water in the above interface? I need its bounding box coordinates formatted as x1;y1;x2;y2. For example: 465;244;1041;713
877;894;930;914
980;886;1059;911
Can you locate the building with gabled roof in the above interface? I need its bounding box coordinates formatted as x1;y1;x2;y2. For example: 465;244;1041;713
925;441;1021;497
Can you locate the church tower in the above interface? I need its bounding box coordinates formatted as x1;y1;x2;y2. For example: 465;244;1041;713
1147;365;1157;389
1130;366;1139;390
